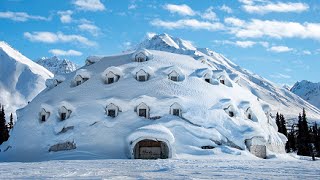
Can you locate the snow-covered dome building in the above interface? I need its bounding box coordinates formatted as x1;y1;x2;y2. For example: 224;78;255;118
0;46;288;161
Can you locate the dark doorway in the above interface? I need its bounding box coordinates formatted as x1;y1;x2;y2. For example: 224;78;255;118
133;139;169;159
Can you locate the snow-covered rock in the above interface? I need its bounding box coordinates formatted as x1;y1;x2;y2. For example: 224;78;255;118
0;41;53;117
291;80;320;109
36;56;78;75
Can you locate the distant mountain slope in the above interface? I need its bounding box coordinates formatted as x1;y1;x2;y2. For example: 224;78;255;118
36;56;78;75
0;41;53;116
291;80;320;109
138;33;320;121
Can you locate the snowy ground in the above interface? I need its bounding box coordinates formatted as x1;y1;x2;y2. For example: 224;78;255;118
0;158;319;179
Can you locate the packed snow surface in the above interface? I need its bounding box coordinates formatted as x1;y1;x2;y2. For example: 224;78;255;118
0;41;53;117
0;157;319;179
291;80;320;109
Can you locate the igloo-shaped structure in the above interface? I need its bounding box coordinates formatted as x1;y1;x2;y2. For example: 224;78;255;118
0;48;286;161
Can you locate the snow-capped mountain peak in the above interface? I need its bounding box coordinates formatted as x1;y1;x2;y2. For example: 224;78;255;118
0;41;53;116
36;56;78;75
138;33;197;55
291;80;320;109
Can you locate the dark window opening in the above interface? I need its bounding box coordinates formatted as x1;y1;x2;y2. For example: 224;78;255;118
172;109;180;116
229;111;234;117
139;109;147;118
138;76;146;81
220;80;225;84
108;109;116;117
205;78;210;83
41;115;46;122
108;78;114;84
248;114;252;120
61;113;67;120
170;76;178;81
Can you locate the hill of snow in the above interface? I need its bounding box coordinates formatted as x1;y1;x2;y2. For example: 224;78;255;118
0;41;53;117
36;56;78;75
291;80;320;109
1;48;287;161
1;34;319;162
138;34;320;121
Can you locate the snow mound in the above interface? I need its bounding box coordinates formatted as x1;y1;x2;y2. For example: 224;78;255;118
0;49;287;161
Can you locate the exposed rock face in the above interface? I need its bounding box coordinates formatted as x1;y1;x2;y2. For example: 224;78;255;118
49;141;76;152
36;56;78;75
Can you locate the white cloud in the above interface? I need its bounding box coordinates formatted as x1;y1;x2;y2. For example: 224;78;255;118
234;41;256;48
268;46;293;53
214;40;268;48
302;50;311;55
226;18;320;41
150;19;224;31
201;7;218;21
24;31;96;46
78;23;101;36
49;49;82;56
72;0;105;11
128;4;137;10
163;4;195;16
220;5;233;13
243;2;309;14
224;17;245;27
0;11;49;22
57;10;73;23
270;73;291;79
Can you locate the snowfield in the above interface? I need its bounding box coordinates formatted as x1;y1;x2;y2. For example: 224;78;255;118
0;157;319;179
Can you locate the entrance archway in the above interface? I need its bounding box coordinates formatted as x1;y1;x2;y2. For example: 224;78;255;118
133;139;169;159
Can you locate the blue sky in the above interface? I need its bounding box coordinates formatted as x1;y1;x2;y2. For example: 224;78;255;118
0;0;319;85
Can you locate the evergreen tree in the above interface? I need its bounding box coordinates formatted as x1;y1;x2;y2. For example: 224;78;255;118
8;113;13;130
312;123;320;157
0;105;9;145
280;114;288;136
297;108;311;156
288;124;296;152
276;112;281;132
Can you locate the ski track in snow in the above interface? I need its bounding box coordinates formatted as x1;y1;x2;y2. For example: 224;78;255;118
0;159;319;179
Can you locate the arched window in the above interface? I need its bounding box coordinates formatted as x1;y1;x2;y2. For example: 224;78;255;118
106;103;119;117
105;71;120;84
136;103;150;118
168;70;180;82
136;69;149;82
59;106;72;121
170;102;182;117
39;108;50;122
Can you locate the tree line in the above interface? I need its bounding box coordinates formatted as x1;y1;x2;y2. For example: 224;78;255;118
276;108;320;159
0;103;14;145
